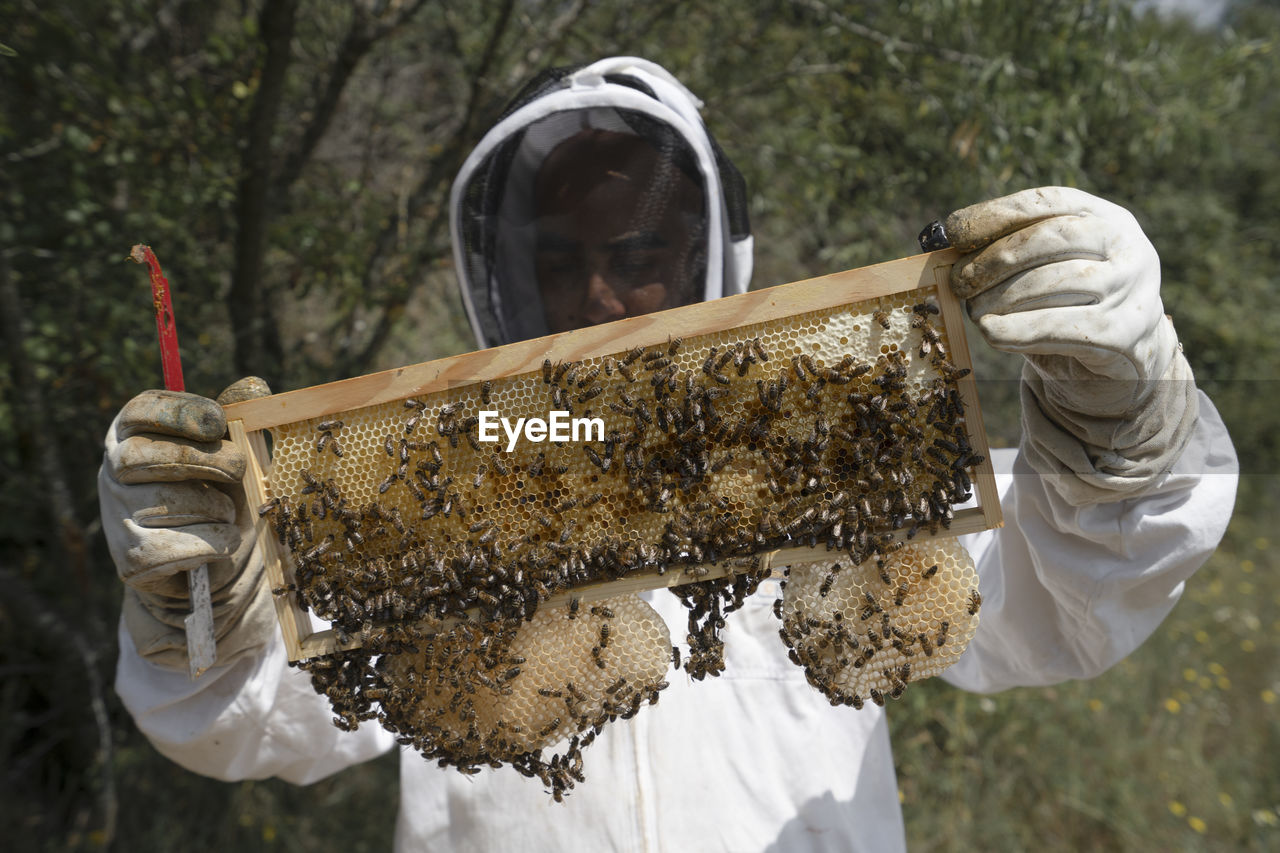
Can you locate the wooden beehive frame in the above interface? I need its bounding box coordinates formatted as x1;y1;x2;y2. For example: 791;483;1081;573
224;248;1002;661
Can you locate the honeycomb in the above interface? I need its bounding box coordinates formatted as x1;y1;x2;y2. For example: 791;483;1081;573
778;540;980;708
258;286;984;797
372;592;669;798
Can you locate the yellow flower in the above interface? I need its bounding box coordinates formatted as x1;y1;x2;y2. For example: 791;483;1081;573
1217;677;1231;691
1188;816;1207;833
1218;792;1234;809
1194;630;1209;644
1088;698;1103;712
1209;662;1226;676
1253;537;1269;550
1238;581;1255;595
1169;801;1187;817
1183;668;1198;682
1241;639;1256;653
1198;676;1212;690
1261;689;1277;705
1240;559;1254;573
1164;698;1182;714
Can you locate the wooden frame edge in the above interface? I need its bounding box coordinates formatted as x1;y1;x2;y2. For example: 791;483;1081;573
227;419;308;660
932;265;1004;532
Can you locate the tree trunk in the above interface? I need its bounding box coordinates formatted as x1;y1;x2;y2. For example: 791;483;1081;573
228;0;299;387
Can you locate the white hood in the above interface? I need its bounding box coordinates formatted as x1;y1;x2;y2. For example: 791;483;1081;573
449;56;753;350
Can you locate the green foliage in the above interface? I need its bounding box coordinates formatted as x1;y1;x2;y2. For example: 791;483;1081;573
892;508;1280;851
1;0;1277;849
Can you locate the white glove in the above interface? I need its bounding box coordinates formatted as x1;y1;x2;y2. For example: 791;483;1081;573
945;186;1199;506
99;378;277;670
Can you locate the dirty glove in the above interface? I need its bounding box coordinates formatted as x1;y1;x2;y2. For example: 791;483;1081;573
946;187;1199;506
99;377;277;670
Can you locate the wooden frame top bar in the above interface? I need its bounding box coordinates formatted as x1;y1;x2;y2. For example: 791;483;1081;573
223;249;960;432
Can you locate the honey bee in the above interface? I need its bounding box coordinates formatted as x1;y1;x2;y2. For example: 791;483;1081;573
967;590;982;615
480;380;493;405
559;522;576;544
872;310;891;330
303;537;333;560
646;356;672;371
568;597;581;619
671;646;682;669
599;624;611;648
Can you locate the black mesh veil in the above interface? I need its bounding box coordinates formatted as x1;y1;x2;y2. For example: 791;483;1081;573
450;58;753;350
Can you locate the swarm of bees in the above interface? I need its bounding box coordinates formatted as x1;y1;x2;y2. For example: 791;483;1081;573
260;291;983;799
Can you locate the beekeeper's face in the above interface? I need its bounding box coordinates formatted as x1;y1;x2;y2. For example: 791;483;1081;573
533;130;705;333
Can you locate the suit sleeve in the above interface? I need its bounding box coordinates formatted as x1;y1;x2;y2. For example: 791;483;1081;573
943;390;1238;693
115;622;395;784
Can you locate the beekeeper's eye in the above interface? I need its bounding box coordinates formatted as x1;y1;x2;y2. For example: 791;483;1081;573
609;234;668;284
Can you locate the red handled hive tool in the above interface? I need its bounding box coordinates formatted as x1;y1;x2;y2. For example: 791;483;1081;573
129;244;217;679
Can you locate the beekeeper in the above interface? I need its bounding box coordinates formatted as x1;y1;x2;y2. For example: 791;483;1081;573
102;57;1238;851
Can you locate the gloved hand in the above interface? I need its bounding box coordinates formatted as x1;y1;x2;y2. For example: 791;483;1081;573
945;186;1199;505
99;377;278;670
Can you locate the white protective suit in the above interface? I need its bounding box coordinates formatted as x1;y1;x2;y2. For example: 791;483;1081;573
113;58;1239;852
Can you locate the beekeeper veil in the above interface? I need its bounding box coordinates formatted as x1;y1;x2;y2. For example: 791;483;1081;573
450;57;753;350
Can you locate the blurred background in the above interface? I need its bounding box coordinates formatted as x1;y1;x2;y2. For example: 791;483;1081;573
2;0;1277;849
